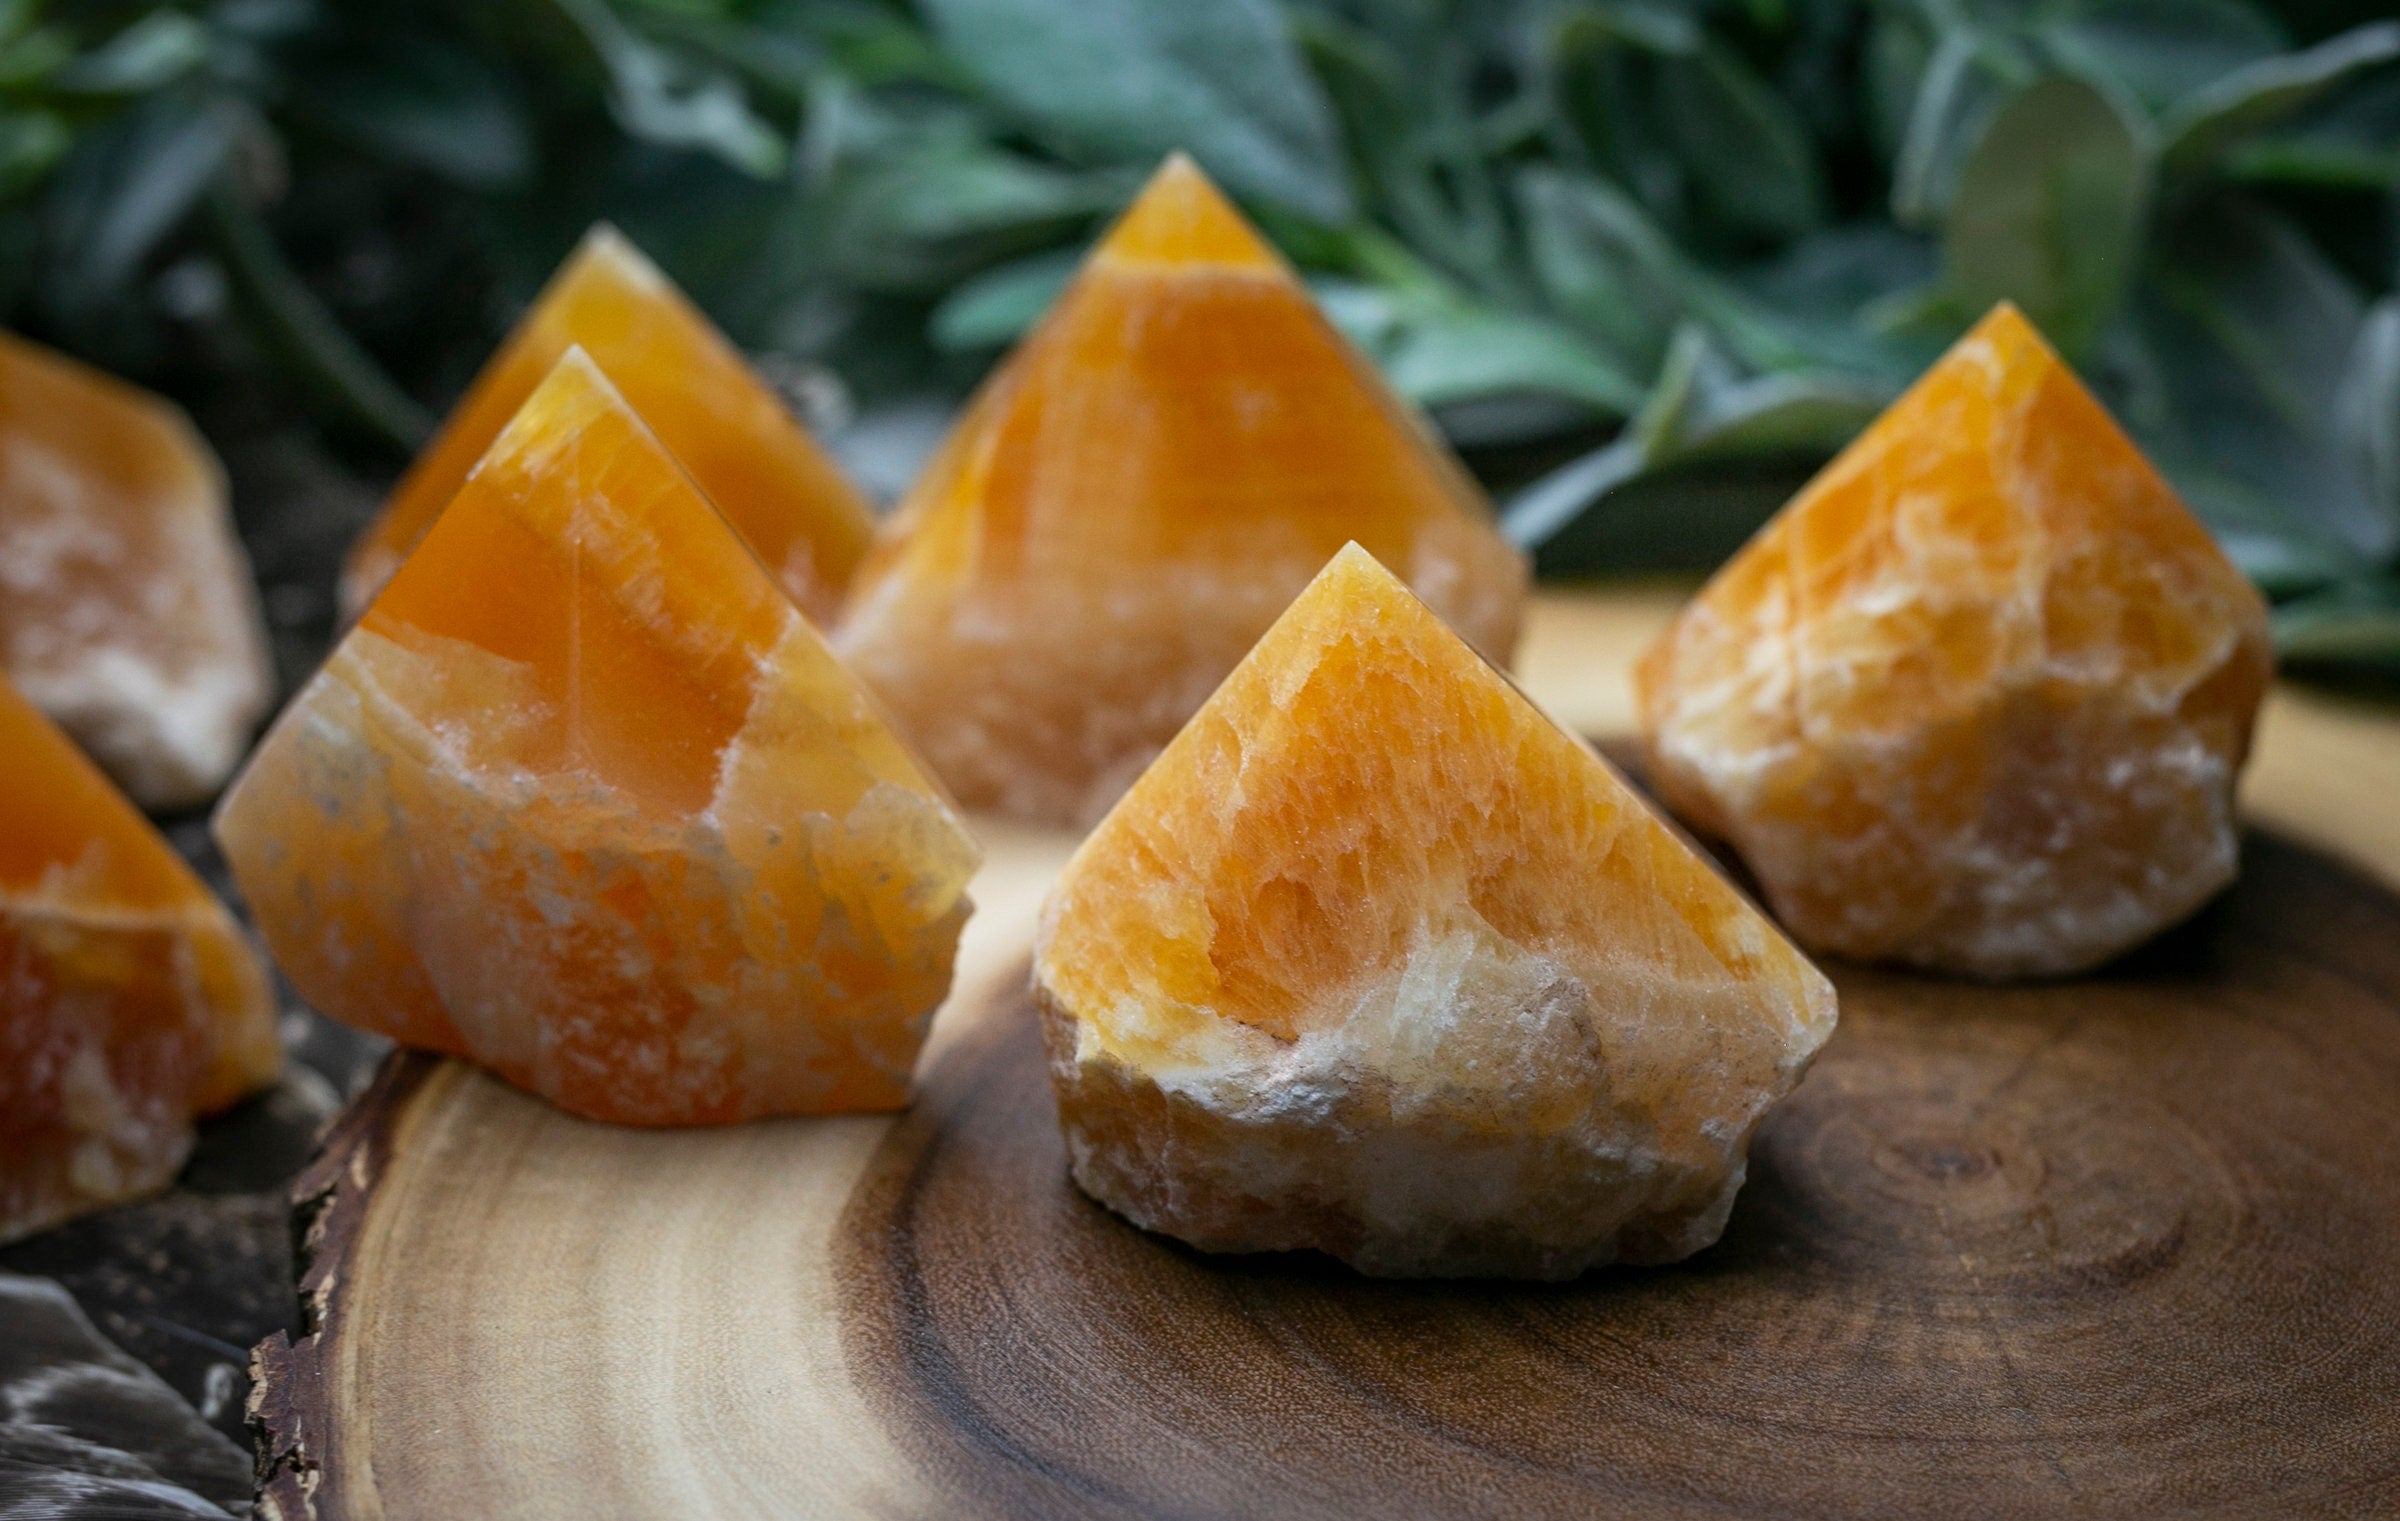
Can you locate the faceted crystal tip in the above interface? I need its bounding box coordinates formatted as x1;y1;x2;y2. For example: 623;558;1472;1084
1636;299;2273;978
1036;542;1834;1277
1092;152;1287;274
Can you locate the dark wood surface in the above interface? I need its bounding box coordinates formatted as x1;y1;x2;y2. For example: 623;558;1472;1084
255;824;2400;1520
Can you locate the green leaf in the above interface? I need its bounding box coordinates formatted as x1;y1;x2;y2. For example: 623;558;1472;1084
1520;167;1913;388
553;0;787;178
929;245;1080;350
821;134;1120;293
1550;11;1683;224
2273;581;2400;671
1335;290;1648;419
771;4;969;92
2222;72;2400;188
0;107;67;201
42;92;246;308
2150;451;2363;595
1891;30;2011;227
1295;17;1410;188
0;20;68;87
2337;297;2400;556
2214;524;2359;597
1515;166;1686;373
1657;41;1827;239
621;7;834;105
618;0;739;18
48;11;210;96
204;177;435;452
1550;6;1825;241
1504;436;1823;573
2151;200;2364;432
1668;368;1889;461
2116;242;2387;600
1501;434;1650;557
299;43;535;189
1633;325;1886;464
1864;10;1935;168
2158;20;2400;177
2139;196;2383;560
1943;75;2151;357
2034;0;2285;115
1503;326;1882;571
921;0;1353;222
1743;223;1940;324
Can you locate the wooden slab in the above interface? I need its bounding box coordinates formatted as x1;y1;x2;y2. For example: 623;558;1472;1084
252;592;2400;1519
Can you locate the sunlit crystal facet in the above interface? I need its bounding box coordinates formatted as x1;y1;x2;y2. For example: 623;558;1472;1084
1036;545;1834;1279
0;331;272;809
836;156;1529;827
224;351;976;1125
1637;304;2273;978
1;674;279;1242
340;226;875;628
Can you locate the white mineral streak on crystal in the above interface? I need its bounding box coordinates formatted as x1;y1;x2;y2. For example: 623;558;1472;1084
1644;340;2264;978
837;523;1523;829
15;649;265;814
241;611;969;1121
0;420;271;809
1050;905;1827;1280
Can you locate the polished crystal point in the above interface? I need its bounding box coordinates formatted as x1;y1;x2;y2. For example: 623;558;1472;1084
0;331;272;809
0;673;278;1242
1036;545;1835;1279
837;155;1529;827
340;225;875;627
1638;303;2274;978
223;350;977;1126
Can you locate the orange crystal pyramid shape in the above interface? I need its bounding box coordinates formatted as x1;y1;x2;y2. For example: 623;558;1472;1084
0;673;279;1242
1636;304;2274;978
0;330;272;809
835;155;1529;826
339;225;875;627
1035;546;1835;1278
219;351;978;1126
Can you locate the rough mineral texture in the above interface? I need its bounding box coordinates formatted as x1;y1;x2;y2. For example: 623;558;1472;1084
0;675;280;1244
339;224;875;626
0;331;273;810
219;350;977;1126
1636;303;2274;979
1035;545;1835;1279
836;155;1529;827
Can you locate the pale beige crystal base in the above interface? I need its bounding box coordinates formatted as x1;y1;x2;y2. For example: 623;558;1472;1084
1038;990;1780;1281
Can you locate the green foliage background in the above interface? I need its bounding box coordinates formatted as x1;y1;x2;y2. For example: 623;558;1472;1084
4;0;2398;671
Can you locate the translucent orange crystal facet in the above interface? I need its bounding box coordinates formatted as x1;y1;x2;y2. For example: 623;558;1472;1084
1036;545;1835;1279
0;330;272;809
836;155;1529;827
219;351;978;1126
0;675;279;1242
1637;304;2273;979
339;226;875;627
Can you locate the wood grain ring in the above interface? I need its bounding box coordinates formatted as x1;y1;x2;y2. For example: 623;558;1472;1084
829;831;2400;1519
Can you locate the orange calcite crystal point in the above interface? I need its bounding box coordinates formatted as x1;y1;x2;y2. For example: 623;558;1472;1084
339;225;874;626
1637;304;2273;979
0;330;272;809
219;351;978;1126
836;155;1529;826
0;675;279;1243
1035;546;1835;1279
